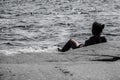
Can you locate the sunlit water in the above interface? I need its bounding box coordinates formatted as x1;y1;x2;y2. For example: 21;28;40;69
0;0;120;55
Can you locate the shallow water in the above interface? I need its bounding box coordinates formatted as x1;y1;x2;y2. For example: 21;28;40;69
0;0;120;55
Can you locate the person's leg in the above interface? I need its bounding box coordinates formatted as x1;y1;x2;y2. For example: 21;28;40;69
58;39;72;52
70;39;81;49
58;39;81;52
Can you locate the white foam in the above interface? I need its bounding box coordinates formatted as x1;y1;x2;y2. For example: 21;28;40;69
0;45;58;55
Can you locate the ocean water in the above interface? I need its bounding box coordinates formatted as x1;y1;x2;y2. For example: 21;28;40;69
0;0;120;55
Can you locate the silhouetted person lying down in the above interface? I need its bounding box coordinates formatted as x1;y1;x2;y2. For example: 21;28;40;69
58;22;107;52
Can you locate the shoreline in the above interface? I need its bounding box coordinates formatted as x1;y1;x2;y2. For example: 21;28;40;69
0;41;120;80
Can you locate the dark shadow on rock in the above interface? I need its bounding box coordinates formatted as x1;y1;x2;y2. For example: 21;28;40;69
91;56;120;62
80;54;120;62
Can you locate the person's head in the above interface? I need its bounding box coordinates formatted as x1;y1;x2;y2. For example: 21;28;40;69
92;22;105;36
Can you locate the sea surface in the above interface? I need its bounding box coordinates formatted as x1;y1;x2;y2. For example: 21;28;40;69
0;0;120;55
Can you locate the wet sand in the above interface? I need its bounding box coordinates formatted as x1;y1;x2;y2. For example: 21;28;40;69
1;41;120;80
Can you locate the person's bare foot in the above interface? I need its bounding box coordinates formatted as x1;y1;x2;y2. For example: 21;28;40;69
57;48;62;52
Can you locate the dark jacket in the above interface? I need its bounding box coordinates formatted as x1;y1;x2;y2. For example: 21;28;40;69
84;36;107;46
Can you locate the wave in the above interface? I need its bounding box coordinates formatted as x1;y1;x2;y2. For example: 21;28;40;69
0;33;33;41
0;44;58;55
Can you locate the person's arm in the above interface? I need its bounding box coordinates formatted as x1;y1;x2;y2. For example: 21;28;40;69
84;38;93;46
101;36;107;42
